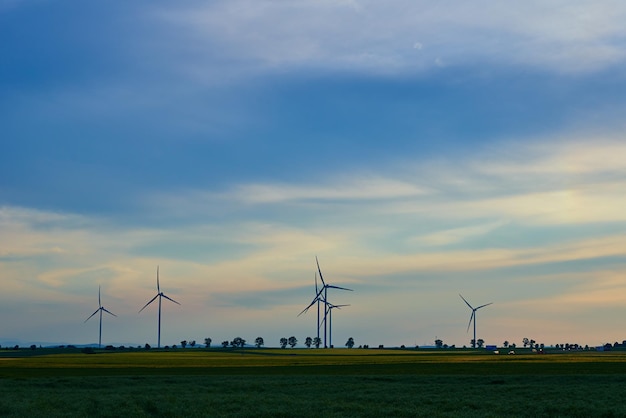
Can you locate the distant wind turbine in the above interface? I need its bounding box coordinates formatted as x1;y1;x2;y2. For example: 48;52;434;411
139;266;180;348
299;257;352;348
84;285;117;348
459;294;492;348
320;302;350;348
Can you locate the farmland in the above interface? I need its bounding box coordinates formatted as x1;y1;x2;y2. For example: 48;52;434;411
1;348;626;417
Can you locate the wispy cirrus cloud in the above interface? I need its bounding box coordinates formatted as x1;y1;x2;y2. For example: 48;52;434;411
154;0;626;77
410;220;509;247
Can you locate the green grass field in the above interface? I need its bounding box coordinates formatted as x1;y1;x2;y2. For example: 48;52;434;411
1;348;625;417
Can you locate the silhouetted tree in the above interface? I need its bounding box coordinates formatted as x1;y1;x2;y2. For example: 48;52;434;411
189;340;196;348
313;337;321;349
181;340;187;348
288;336;298;348
522;338;529;348
503;341;509;348
305;337;313;348
346;337;355;348
280;338;288;349
255;337;264;348
435;339;443;349
221;340;229;348
204;338;212;348
231;337;245;348
144;343;151;350
476;339;485;348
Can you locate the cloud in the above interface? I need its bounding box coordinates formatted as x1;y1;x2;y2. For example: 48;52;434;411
230;175;428;203
410;220;509;246
153;0;626;77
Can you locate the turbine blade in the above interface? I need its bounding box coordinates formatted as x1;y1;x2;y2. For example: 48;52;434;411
314;272;318;293
139;294;159;313
315;256;326;286
84;309;100;323
459;294;473;309
327;285;353;291
98;285;101;307
102;308;117;317
476;302;493;310
161;293;181;305
466;311;474;333
298;280;328;316
156;266;160;293
298;297;319;316
319;314;327;329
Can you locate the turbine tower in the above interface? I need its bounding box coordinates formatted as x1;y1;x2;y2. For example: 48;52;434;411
459;294;492;348
84;285;117;348
139;266;181;348
299;257;352;348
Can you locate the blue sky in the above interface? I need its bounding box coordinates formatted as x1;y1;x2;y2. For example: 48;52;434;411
3;0;626;348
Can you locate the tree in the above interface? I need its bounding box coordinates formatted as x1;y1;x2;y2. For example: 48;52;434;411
305;337;313;348
204;338;212;348
435;339;443;349
313;337;321;349
288;336;298;348
522;338;529;348
231;337;245;348
346;337;355;349
181;340;187;348
476;339;485;348
144;343;151;350
221;340;229;348
280;338;288;349
189;340;196;348
255;337;264;348
503;341;509;348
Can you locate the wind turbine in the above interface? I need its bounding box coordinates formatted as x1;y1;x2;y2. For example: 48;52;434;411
459;294;492;348
299;257;352;348
139;266;180;348
320;302;350;348
84;285;117;348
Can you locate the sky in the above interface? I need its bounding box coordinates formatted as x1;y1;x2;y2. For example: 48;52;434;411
2;0;626;348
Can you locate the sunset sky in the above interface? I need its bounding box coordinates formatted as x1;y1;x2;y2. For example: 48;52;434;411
2;0;626;348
